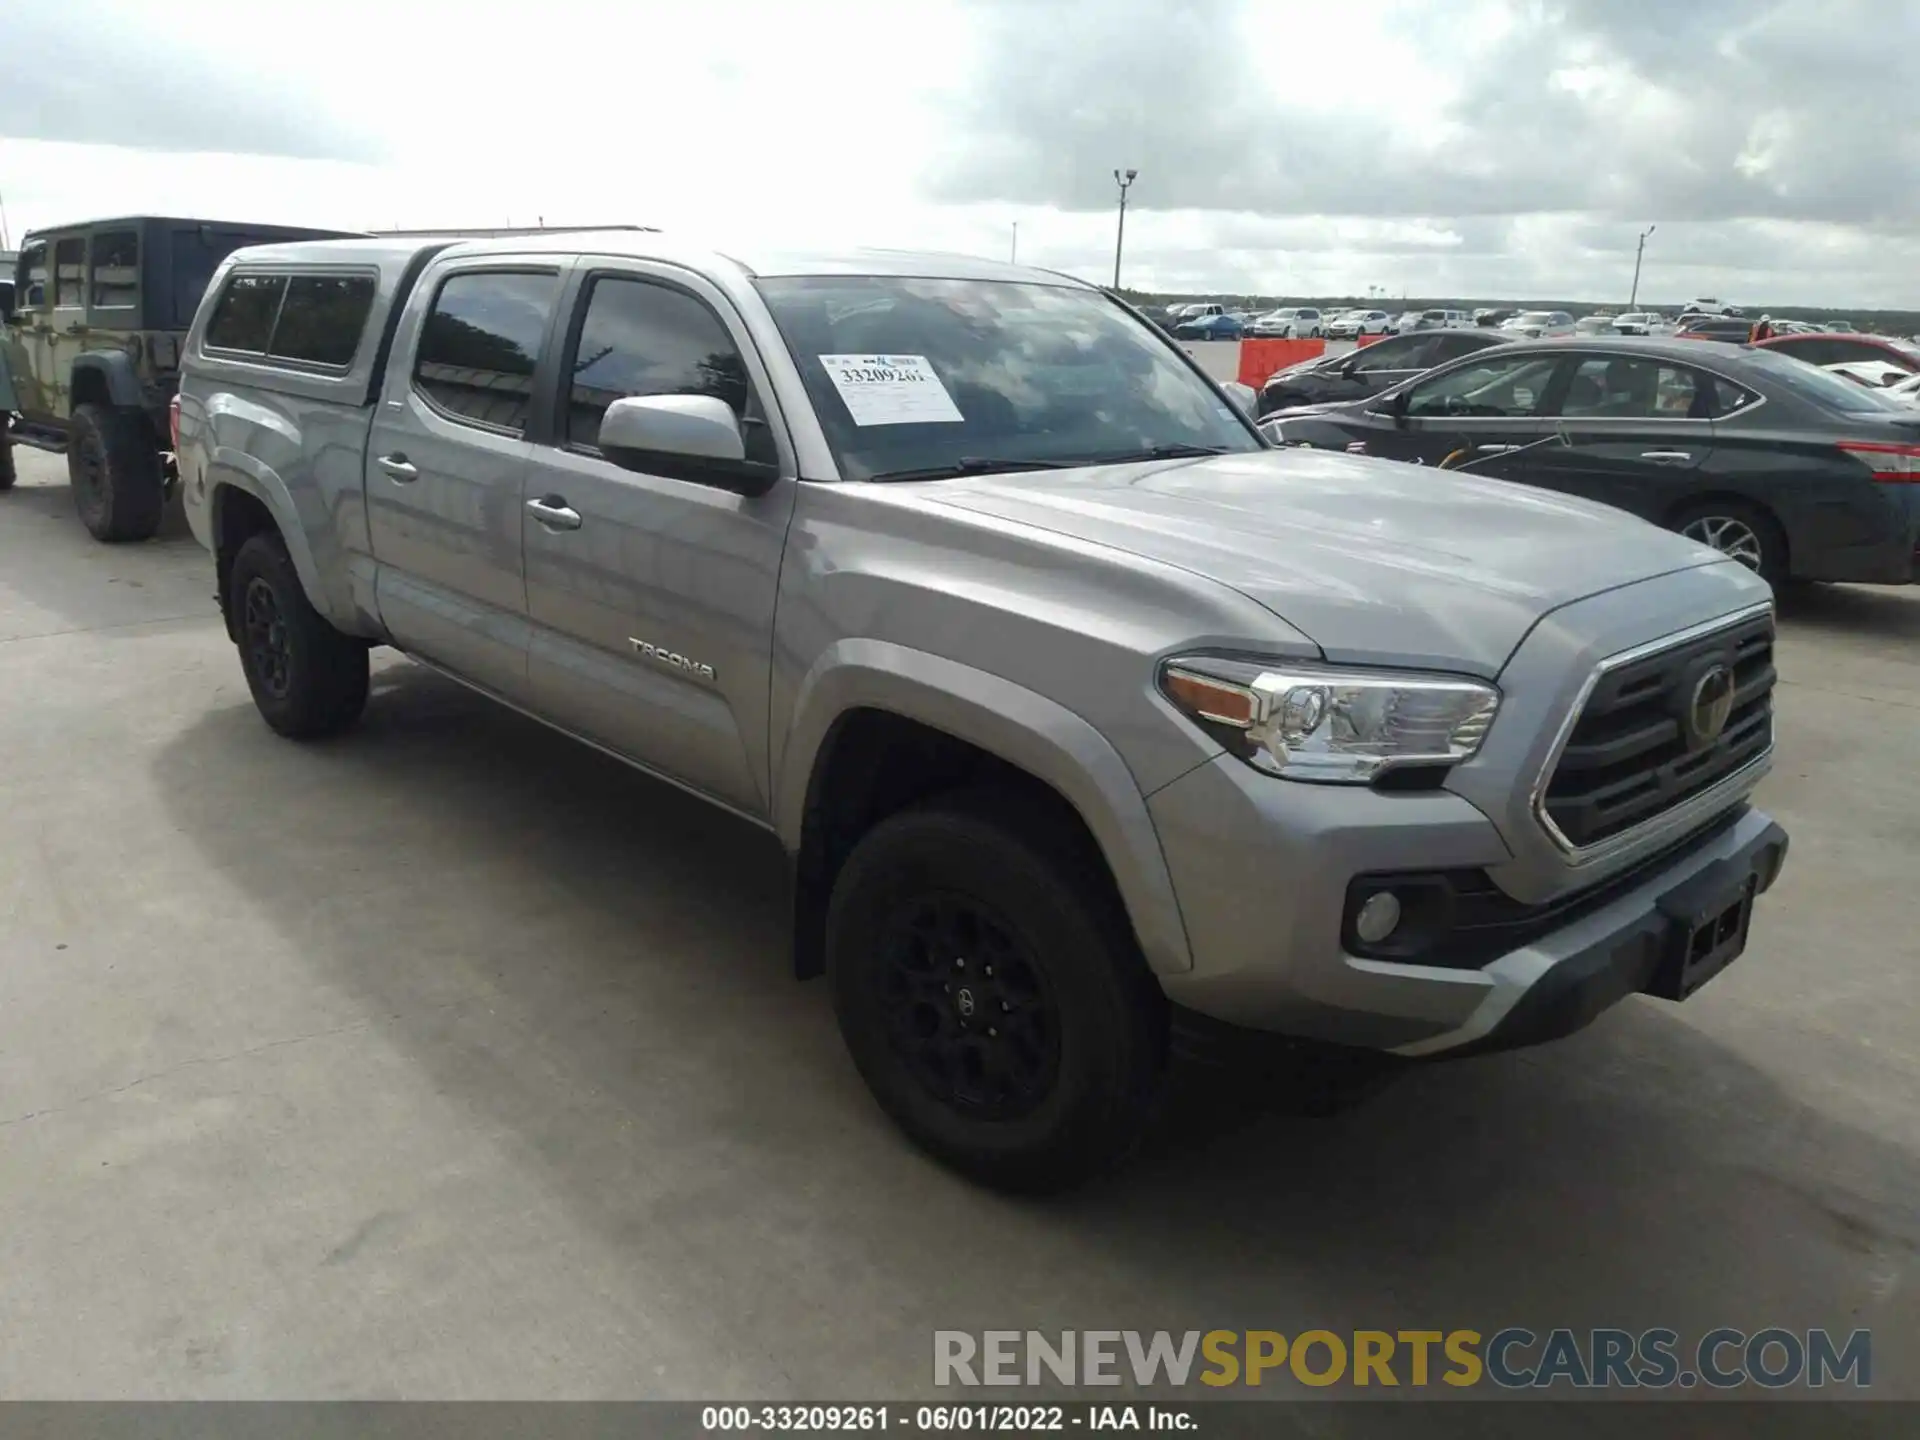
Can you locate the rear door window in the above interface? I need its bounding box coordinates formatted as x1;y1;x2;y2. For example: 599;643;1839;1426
88;230;138;311
1350;334;1429;373
1556;356;1705;418
53;239;85;308
412;270;560;433
266;276;376;368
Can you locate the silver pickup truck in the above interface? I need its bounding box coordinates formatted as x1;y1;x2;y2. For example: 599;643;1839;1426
174;231;1788;1191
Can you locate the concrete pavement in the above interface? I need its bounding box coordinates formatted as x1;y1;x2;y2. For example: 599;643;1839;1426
0;449;1915;1402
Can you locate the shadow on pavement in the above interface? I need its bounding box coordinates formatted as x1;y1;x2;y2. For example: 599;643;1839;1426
1775;582;1920;642
150;658;1920;1404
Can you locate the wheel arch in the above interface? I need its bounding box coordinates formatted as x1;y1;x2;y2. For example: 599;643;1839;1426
70;350;145;411
775;640;1194;983
207;473;335;638
1664;489;1790;574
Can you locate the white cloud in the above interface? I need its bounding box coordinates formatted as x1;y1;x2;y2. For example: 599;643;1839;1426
2;0;1917;310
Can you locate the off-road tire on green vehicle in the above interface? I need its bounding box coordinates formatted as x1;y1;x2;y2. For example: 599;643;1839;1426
0;418;16;491
228;531;370;739
67;403;164;541
827;790;1168;1193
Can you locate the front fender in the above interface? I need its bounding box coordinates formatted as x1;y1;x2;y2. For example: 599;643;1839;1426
775;638;1194;976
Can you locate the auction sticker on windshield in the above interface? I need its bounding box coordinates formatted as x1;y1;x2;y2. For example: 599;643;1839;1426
819;354;964;426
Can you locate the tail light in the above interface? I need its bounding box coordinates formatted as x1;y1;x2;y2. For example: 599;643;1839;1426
1837;439;1920;482
168;394;181;453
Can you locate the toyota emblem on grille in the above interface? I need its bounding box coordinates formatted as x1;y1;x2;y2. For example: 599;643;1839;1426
1685;663;1736;748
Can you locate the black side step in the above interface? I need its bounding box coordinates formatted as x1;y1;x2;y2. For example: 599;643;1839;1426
7;423;68;455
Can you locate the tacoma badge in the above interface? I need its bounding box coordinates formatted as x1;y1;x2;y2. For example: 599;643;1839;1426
630;638;716;683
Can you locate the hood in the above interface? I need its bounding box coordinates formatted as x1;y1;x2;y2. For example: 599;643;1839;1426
913;449;1731;677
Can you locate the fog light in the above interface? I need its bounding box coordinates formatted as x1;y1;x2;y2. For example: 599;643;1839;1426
1354;891;1403;945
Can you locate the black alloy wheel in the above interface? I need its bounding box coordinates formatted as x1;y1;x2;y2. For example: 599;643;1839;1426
878;891;1062;1122
242;576;293;701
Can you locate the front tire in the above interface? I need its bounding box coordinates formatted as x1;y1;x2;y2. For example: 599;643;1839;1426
0;417;15;491
228;532;370;738
67;403;163;541
827;793;1167;1193
1670;499;1788;588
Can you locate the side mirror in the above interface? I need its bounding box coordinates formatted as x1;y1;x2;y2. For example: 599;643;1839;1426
1222;380;1258;417
598;394;778;496
1387;389;1411;425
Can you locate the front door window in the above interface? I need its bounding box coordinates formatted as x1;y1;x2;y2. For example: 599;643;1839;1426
1404;354;1563;418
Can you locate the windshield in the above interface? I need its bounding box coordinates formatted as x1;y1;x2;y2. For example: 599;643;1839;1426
755;276;1263;481
1743;348;1911;414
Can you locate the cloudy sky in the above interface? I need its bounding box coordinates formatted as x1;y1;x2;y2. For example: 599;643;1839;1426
2;0;1916;307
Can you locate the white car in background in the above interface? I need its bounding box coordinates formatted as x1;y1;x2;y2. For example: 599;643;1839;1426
1396;308;1469;332
1610;312;1671;335
1880;371;1920;406
1249;306;1323;338
1500;310;1576;338
1327;309;1392;338
1573;313;1618;335
1825;359;1911;389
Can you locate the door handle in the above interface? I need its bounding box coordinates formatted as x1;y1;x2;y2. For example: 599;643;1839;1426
1640;450;1693;463
1476;443;1521;454
526;496;583;531
376;454;418;482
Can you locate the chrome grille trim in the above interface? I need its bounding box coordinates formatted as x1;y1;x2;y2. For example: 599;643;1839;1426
1530;601;1776;869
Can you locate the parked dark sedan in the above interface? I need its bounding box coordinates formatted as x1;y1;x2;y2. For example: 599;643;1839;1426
1256;328;1511;416
1261;337;1920;586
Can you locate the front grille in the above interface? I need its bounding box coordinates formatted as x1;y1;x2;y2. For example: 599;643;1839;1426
1541;611;1775;851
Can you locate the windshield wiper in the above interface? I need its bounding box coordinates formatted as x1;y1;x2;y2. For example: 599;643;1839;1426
1068;442;1235;465
864;456;1077;483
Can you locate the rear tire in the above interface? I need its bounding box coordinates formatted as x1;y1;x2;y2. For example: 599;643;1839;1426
827;791;1167;1193
228;531;370;738
0;417;15;491
67;403;163;541
1670;499;1788;588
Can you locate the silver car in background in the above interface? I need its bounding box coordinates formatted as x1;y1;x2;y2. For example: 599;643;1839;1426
1502;309;1576;338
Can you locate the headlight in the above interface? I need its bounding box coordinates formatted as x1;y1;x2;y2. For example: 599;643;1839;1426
1159;657;1499;783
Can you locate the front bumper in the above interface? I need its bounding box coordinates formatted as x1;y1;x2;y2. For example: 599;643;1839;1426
1147;752;1788;1058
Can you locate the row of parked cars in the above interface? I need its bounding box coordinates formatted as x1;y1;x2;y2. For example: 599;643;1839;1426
1257;323;1920;590
3;212;1809;1191
1154;295;1892;350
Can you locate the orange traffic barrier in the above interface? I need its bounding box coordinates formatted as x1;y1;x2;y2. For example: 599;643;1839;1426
1237;337;1325;386
1355;332;1389;348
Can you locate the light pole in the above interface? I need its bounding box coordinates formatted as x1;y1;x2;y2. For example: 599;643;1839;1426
1010;221;1018;264
1629;224;1656;309
1112;168;1137;290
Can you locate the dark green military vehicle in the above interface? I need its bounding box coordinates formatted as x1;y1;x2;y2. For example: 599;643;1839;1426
1;216;354;539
